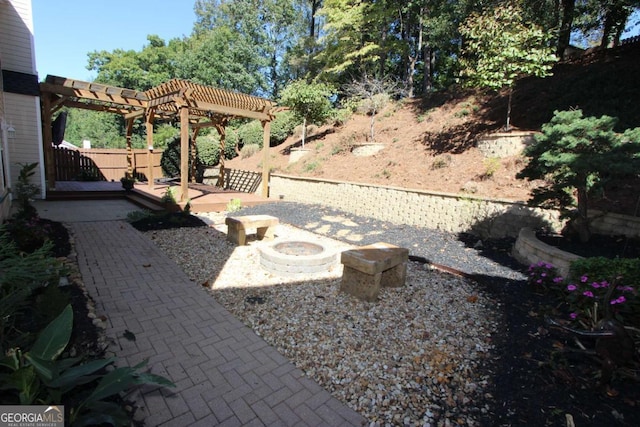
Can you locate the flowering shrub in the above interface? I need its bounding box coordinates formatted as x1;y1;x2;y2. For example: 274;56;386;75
564;274;637;328
527;260;639;328
527;261;563;290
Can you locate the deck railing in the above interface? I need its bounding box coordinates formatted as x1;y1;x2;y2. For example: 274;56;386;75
53;147;164;182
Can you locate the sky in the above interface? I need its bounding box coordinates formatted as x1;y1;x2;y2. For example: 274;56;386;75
32;0;197;81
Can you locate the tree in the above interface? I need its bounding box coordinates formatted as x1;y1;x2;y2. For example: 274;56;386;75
562;0;640;51
176;27;266;95
459;3;557;130
88;35;182;90
193;0;307;97
343;75;405;143
279;80;334;147
516;109;640;242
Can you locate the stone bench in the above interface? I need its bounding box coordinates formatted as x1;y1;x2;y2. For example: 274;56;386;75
339;242;409;302
225;215;279;245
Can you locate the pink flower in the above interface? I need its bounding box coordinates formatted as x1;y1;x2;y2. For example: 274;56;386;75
582;291;594;298
569;313;578;319
591;282;600;288
553;277;564;283
567;284;577;291
580;275;588;283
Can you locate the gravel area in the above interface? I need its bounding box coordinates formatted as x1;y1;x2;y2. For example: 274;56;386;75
144;202;529;426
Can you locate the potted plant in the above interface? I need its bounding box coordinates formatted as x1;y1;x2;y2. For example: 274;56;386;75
120;175;135;191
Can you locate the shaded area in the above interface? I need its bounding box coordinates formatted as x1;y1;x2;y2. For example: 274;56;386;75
418;42;640;155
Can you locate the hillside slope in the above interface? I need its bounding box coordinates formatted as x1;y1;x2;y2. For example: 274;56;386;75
226;42;640;207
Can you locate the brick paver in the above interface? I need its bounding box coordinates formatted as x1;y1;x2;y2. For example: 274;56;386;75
72;221;365;426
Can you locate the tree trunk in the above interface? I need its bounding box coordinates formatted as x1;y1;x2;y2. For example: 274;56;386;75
506;89;513;131
301;116;307;148
369;110;376;142
310;0;320;39
407;11;424;98
575;185;591;243
557;0;576;59
422;45;432;94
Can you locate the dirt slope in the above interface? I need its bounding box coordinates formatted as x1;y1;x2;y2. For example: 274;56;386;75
226;42;640;207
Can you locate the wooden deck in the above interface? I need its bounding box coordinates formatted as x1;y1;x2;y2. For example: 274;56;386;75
48;181;273;213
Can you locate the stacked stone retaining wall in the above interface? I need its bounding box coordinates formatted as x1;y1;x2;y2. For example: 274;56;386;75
269;174;562;239
269;174;640;240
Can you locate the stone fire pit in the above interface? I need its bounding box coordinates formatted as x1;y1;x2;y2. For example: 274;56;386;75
258;240;338;276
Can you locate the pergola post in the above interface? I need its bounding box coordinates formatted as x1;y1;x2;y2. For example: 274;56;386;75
145;109;155;188
125;118;134;178
190;127;200;182
261;120;271;198
41;95;55;190
215;122;227;188
180;105;189;202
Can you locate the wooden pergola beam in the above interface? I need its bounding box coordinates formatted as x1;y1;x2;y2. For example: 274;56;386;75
40;75;277;198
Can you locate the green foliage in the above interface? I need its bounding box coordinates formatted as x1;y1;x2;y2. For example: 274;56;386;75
63;109;135;149
226;198;242;212
570;257;640;289
176;27;267;95
160;187;177;204
89;35;181;90
431;155;452;170
270;111;298;145
460;4;556;91
195;132;237;167
0;232;62;352
480;157;501;180
241;144;261;159
566;258;640;328
280;80;334;148
302;160;320;172
280;81;334;126
120;176;135;190
459;3;556;129
153;124;179;150
125;210;154;223
236;121;264;148
0;305;174;424
517;109;640;241
13;162;39;220
160;136;199;178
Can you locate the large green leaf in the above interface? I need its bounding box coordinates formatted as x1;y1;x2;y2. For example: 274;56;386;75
0;352;19;371
83;366;137;403
24;354;58;382
72;401;130;427
9;366;40;405
133;371;176;388
30;304;73;361
48;357;116;390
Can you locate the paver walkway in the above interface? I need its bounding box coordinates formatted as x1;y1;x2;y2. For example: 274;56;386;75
71;220;365;426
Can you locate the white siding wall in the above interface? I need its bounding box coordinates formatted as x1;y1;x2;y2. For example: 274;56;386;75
0;0;36;74
1;0;44;215
4;92;44;197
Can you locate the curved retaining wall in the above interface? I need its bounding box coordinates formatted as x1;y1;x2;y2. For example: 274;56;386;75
512;227;582;277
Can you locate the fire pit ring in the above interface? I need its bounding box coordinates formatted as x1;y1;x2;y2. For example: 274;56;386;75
258;240;337;276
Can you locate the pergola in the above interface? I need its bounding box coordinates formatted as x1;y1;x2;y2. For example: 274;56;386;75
39;75;279;199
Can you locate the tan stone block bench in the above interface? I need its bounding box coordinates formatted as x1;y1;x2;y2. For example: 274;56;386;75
340;242;409;302
225;215;279;245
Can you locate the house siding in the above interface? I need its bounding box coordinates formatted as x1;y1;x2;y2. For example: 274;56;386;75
1;0;44;223
0;0;36;74
4;92;44;197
